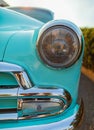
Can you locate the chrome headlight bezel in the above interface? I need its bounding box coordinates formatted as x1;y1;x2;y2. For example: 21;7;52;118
37;20;83;69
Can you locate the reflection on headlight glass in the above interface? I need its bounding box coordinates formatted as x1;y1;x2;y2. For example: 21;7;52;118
37;26;80;68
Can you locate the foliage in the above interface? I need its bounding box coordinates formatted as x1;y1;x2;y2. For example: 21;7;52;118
81;28;94;72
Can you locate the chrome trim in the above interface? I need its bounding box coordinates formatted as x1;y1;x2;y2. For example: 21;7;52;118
0;87;18;120
14;71;32;89
0;86;72;120
0;88;18;97
36;20;83;69
18;87;71;119
0;113;17;121
0;62;33;89
0;62;23;72
18;98;64;119
0;62;72;120
3;100;84;130
37;20;82;46
70;99;84;129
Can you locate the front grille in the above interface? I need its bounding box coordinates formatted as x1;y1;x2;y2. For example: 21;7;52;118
0;62;72;120
0;86;18;120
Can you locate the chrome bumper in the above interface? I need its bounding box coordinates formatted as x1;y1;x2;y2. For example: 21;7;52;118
2;100;84;130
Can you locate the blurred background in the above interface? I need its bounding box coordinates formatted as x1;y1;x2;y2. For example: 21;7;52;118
0;0;94;129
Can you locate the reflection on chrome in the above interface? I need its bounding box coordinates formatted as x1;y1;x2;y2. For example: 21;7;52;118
0;86;72;120
18;87;72;119
0;61;84;129
1;100;84;130
0;62;72;120
0;86;18;120
0;62;33;89
0;110;17;121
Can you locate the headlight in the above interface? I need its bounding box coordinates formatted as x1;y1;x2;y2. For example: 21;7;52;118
37;20;82;68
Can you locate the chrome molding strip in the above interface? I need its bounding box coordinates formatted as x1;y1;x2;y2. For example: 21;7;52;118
37;20;82;49
0;113;17;121
0;87;18;97
0;62;23;72
0;62;33;89
0;87;18;121
18;87;71;120
0;108;17;121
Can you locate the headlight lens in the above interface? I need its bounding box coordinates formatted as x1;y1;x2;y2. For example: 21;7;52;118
37;24;81;68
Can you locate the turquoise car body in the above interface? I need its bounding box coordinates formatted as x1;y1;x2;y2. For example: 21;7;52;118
0;7;84;130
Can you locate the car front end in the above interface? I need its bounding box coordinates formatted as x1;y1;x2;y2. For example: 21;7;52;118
0;7;84;130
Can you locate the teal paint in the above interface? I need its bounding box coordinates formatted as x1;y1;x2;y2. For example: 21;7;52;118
0;7;84;129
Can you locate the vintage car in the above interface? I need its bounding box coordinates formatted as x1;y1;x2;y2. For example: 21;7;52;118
0;7;84;130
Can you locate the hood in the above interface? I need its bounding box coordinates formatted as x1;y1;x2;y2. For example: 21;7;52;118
0;31;16;60
0;7;43;29
0;7;44;60
8;7;54;23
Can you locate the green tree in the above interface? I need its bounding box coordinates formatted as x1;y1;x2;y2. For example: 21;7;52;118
81;28;94;72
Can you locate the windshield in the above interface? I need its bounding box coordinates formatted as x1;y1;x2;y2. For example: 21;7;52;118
0;0;94;27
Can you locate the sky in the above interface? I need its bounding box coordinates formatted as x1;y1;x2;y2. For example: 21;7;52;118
5;0;94;27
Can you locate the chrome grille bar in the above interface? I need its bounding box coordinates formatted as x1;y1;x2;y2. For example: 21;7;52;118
0;109;17;121
0;87;18;98
0;62;33;89
0;87;18;120
18;87;71;120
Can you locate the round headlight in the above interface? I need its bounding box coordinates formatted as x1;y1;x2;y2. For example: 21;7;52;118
37;21;82;69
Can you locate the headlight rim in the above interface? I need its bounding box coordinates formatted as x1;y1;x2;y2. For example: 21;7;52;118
36;20;83;69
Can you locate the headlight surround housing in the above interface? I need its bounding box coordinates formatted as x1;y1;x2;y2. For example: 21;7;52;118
37;20;82;69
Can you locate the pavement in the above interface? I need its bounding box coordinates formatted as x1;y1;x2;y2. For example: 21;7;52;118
78;73;94;130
